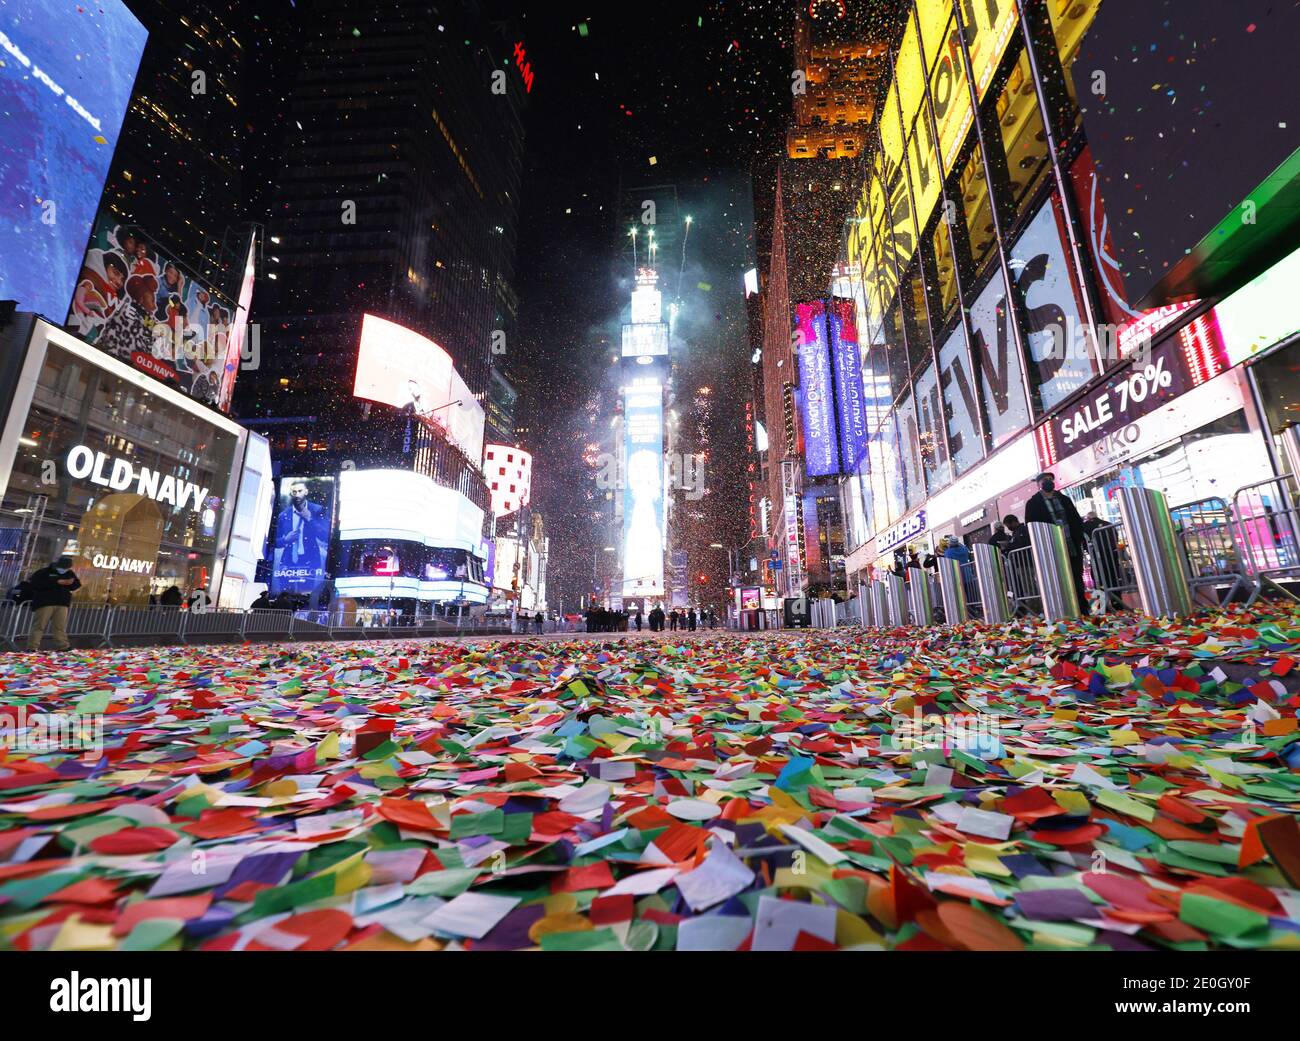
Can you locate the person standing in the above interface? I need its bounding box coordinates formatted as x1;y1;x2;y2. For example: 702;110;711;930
534;610;544;633
989;521;1011;554
1024;472;1089;614
634;607;643;631
687;607;697;631
26;556;81;651
670;609;679;631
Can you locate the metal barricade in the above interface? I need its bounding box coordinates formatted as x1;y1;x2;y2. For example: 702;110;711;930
243;609;295;640
179;608;248;644
1027;521;1081;622
1232;477;1300;604
906;566;933;626
935;556;969;624
885;573;908;627
0;601;27;650
64;605;114;647
1004;544;1041;617
959;559;982;620
1164;495;1251;607
870;581;889;629
1085;521;1137;613
971;543;1010;623
1118;487;1193;617
106;605;185;645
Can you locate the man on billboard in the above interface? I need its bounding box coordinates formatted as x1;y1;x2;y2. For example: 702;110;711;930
273;481;331;587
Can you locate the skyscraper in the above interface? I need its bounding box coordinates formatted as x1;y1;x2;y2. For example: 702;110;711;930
97;0;258;298
236;0;527;470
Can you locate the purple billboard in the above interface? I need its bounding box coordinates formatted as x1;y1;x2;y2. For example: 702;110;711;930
828;296;867;473
795;300;837;477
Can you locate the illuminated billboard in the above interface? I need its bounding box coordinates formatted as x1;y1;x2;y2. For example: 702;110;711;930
828;297;868;473
337;468;485;555
483;444;532;518
354;313;487;463
621;322;668;358
795;300;838;477
621;378;664;598
0;0;147;321
270;475;335;600
66;214;242;411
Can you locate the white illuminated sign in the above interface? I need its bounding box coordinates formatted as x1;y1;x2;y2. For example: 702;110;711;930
90;554;155;575
338;469;484;553
65;445;209;513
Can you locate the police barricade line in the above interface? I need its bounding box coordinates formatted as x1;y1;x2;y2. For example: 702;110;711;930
1004;545;1041;618
1164;495;1254;607
1231;477;1300;605
64;605;114;647
106;605;186;646
0;601;28;650
242;609;295;639
177;608;246;644
1086;521;1138;613
959;560;983;620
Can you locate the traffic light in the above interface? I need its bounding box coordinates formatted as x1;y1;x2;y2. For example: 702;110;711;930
698;573;708;585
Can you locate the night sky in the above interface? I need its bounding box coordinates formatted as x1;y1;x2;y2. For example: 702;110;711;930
491;1;795;607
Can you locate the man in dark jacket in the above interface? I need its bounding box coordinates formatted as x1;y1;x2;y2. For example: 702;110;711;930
1024;472;1089;613
26;557;81;651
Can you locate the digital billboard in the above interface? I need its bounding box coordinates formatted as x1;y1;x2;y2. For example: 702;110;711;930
338;468;485;554
828;297;868;476
1007;199;1097;412
270;476;336;600
354;314;487;464
66;214;243;411
621;378;664;598
795;300;838;477
0;0;147;321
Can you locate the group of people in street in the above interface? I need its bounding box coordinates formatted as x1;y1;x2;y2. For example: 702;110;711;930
585;604;719;634
12;558;222;651
886;472;1119;618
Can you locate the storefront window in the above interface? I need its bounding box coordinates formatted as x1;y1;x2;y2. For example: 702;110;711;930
967;268;1033;445
930;213;960;321
1006;194;1097;412
1251;342;1300;436
937;325;985;476
868;429;892;531
901;260;931;375
957;140;997;271
913;360;953;493
0;339;238;605
990;48;1052;222
883;300;911;403
897;391;926;510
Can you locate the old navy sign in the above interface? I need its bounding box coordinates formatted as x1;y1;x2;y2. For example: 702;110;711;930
66;446;210;513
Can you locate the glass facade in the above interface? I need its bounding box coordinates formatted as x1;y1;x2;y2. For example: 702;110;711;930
845;0;1269;558
0;334;240;605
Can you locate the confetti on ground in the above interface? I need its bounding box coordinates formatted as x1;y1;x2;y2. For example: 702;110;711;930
3;605;1300;952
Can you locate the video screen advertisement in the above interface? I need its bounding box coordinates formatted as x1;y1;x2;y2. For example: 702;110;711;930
0;0;147;321
795;300;839;477
828;297;867;473
270;475;336;601
65;213;245;411
353;313;486;464
621;377;665;598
